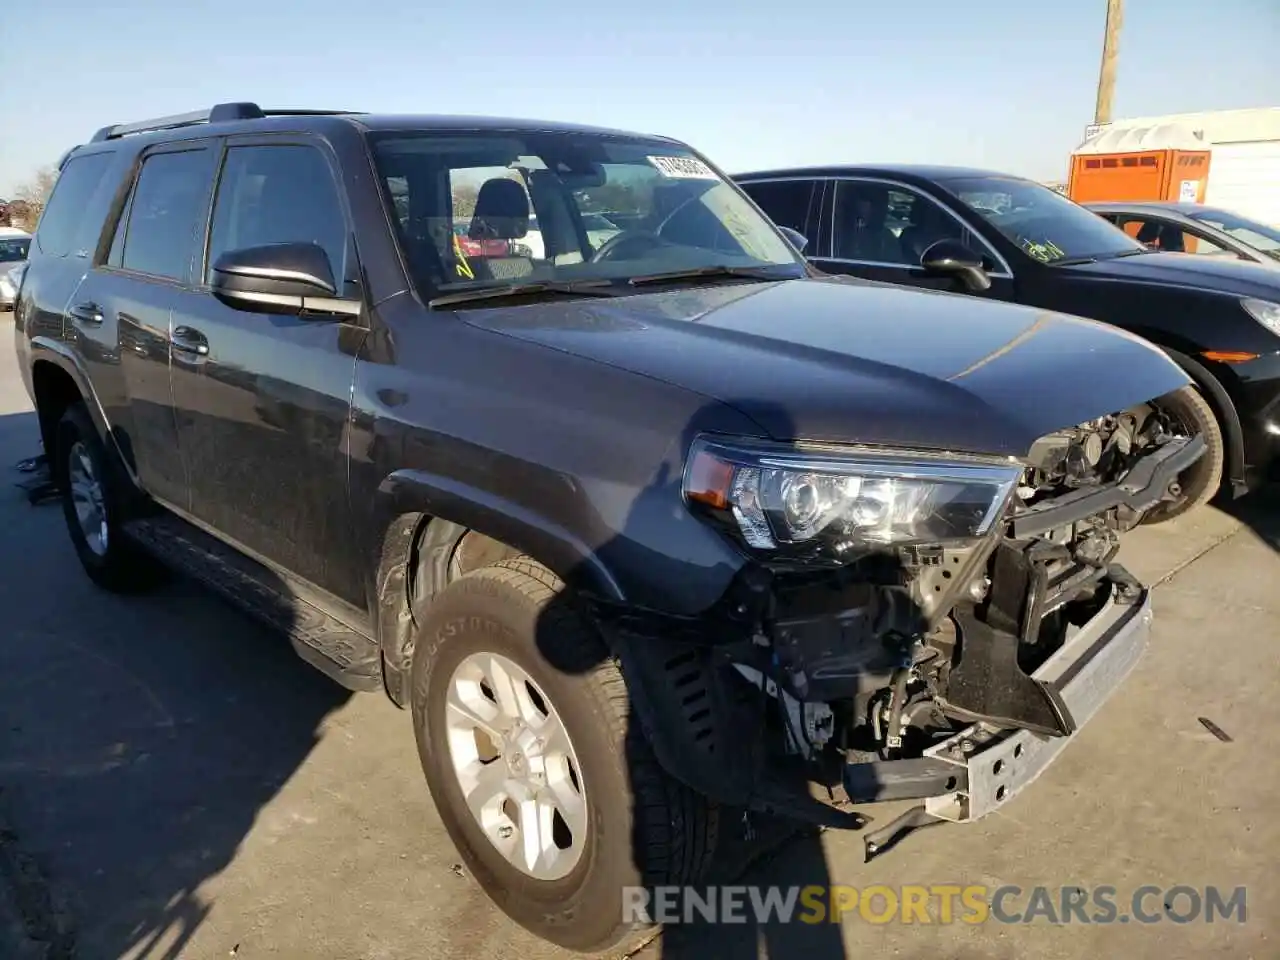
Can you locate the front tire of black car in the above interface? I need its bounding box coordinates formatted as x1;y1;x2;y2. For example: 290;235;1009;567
409;557;718;953
55;403;166;592
1140;385;1225;525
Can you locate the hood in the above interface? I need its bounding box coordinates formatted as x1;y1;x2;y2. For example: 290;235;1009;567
1063;250;1280;297
460;277;1190;458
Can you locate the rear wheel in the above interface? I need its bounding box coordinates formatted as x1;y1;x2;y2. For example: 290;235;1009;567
55;403;166;592
1140;384;1225;525
409;557;717;953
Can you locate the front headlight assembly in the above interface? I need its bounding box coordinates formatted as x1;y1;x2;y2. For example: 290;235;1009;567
683;436;1023;560
1241;298;1280;336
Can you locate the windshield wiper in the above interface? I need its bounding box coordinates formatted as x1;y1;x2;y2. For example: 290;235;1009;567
627;264;792;287
428;279;619;309
1052;249;1152;267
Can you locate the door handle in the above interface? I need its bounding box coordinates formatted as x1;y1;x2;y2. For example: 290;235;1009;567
171;326;209;357
68;301;104;325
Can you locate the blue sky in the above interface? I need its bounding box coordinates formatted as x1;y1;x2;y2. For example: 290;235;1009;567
2;0;1277;197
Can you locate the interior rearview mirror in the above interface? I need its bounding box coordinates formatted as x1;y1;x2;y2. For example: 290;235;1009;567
777;225;810;254
210;242;361;317
920;238;992;293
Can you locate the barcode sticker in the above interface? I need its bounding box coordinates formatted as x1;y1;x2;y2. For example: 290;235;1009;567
647;156;719;180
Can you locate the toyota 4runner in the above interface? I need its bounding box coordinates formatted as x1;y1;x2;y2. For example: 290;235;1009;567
15;103;1204;953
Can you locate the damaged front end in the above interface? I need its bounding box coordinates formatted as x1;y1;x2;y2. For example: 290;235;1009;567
595;419;1205;854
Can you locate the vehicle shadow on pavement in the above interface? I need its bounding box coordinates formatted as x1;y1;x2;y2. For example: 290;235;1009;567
1;411;352;960
1218;482;1280;551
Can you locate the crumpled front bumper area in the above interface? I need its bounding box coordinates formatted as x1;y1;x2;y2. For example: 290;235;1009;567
608;561;1154;836
853;576;1152;858
924;580;1151;821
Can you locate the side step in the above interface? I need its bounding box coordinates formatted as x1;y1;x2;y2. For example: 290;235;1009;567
123;513;383;692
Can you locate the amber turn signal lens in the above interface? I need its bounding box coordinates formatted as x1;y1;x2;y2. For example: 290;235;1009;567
685;449;735;510
1201;350;1258;363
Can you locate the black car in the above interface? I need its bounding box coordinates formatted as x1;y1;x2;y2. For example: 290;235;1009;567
1084;200;1280;268
735;165;1280;513
17;105;1200;952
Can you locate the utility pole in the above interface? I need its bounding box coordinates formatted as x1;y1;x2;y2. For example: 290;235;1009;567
1094;0;1124;124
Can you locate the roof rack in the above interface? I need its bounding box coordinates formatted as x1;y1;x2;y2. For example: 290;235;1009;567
89;102;360;143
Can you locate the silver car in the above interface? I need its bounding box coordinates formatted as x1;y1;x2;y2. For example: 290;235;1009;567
0;232;32;310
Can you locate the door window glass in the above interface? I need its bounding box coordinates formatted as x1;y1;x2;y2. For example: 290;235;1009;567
207;145;348;284
36;153;114;258
120;150;214;281
833;182;985;266
739;180;816;239
1121;217;1235;257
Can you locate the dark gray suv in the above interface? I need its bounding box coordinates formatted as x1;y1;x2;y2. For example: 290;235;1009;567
15;102;1201;952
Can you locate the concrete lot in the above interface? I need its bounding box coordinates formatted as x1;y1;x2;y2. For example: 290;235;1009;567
1;319;1277;960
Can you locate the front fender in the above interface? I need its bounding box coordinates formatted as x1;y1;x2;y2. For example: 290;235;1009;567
376;468;626;603
366;454;755;706
370;463;751;614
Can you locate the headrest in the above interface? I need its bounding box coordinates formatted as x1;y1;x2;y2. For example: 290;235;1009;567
470;178;529;240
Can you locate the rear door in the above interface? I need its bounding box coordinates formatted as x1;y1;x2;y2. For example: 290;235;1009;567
812;178;1016;300
168;135;367;610
67;143;218;506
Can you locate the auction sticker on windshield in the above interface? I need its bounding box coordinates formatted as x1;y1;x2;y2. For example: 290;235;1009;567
648;156;719;179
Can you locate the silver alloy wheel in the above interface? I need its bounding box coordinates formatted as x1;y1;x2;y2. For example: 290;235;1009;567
445;652;588;881
68;441;109;557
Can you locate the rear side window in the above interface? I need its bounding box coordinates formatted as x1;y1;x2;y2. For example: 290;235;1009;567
740;180;816;239
206;144;348;283
36;153;114;258
118;149;215;282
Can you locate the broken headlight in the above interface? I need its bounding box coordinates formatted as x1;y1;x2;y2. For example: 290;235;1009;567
683;436;1022;557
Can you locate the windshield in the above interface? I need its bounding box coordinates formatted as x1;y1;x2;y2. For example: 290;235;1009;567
0;238;30;262
368;131;804;295
944;176;1145;264
1187;208;1280;260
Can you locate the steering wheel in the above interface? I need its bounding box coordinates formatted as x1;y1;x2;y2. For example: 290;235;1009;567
589;230;667;263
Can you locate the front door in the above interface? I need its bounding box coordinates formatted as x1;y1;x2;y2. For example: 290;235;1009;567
811;179;1016;301
167;136;367;609
1112;213;1248;261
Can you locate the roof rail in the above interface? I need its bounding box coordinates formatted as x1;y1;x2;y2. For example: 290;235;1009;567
89;102;359;143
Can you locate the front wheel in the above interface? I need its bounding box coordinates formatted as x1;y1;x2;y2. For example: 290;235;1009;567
1140;384;1225;525
409;558;717;953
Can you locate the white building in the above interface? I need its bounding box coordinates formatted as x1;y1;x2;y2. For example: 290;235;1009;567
1079;106;1280;226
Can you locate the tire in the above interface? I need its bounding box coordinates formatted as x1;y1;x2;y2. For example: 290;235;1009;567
410;557;718;953
55;402;166;592
1140;384;1225;525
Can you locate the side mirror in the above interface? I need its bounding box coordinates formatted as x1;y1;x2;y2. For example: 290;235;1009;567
920;238;992;292
777;225;810;254
211;242;361;317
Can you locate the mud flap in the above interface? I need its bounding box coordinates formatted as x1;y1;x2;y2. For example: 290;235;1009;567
944;607;1076;737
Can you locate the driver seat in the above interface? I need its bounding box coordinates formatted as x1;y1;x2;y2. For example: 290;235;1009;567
467;178;535;281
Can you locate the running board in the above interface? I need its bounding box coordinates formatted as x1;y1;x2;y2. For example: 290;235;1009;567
122;514;382;692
